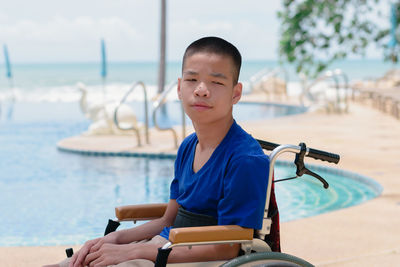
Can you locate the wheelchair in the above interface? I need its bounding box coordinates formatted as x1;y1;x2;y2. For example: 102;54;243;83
69;139;340;267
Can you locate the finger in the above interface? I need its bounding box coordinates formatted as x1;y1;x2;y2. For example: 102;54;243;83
84;251;100;267
89;256;106;267
68;253;77;267
74;245;92;267
69;250;83;267
89;239;103;253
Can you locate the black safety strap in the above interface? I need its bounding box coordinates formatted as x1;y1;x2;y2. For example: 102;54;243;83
154;247;172;267
104;219;121;236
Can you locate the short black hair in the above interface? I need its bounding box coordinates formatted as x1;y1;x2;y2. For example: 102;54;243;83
182;36;242;84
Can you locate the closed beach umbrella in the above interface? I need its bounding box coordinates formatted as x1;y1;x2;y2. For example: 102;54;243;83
3;44;15;117
389;3;398;49
101;39;107;79
100;39;107;99
388;2;399;63
3;44;12;80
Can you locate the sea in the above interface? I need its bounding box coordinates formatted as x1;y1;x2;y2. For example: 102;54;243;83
0;59;397;105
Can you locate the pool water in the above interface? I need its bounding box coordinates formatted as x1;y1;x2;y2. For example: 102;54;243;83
274;161;382;221
0;102;381;246
2;100;308;125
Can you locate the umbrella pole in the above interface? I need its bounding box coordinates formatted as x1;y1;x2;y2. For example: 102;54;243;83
157;0;167;93
102;76;106;103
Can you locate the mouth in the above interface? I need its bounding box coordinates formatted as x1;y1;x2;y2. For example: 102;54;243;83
191;102;212;111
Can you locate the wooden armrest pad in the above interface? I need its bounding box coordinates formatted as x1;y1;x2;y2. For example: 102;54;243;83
169;225;253;244
115;203;167;221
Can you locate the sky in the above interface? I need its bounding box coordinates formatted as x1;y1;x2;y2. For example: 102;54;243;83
0;0;391;63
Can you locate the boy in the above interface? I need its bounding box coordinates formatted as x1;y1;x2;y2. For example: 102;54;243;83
47;36;269;267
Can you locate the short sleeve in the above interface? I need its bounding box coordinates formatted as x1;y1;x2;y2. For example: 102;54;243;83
169;176;179;200
169;154;181;200
217;154;269;229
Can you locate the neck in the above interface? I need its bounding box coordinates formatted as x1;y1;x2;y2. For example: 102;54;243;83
193;117;234;151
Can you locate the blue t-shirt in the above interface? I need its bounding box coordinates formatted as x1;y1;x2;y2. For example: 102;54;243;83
160;121;269;239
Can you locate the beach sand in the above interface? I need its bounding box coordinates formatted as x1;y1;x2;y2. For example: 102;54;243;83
2;101;400;266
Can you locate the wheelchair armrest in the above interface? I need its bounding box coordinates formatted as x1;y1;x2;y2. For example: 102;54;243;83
115;203;168;221
169;225;253;244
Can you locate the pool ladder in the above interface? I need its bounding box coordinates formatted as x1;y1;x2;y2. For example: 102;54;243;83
113;81;186;148
113;81;150;146
302;69;350;113
152;81;186;149
248;67;289;99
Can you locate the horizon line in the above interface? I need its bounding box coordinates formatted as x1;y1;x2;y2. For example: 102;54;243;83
5;57;391;66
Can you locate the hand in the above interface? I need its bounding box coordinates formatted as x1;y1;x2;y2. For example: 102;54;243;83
84;243;134;267
69;234;118;267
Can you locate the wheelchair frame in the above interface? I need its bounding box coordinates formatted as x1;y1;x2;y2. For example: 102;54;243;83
77;139;340;267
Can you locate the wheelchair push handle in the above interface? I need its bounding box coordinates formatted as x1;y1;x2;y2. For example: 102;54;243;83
307;147;340;164
256;139;340;164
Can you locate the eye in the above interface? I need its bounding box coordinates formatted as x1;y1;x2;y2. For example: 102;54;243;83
184;78;197;82
212;81;224;86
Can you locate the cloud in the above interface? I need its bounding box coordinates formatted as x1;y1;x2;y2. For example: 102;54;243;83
169;18;279;60
0;16;141;43
0;1;283;62
0;16;150;62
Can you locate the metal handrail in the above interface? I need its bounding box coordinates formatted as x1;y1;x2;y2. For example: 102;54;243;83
249;67;289;97
249;67;270;89
303;69;349;113
331;68;350;113
113;81;149;146
152;81;185;149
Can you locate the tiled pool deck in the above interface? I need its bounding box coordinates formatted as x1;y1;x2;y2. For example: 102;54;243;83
2;101;400;266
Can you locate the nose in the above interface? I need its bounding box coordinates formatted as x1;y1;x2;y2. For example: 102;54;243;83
194;83;209;97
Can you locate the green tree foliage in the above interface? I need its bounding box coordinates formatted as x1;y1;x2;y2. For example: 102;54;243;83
277;0;388;78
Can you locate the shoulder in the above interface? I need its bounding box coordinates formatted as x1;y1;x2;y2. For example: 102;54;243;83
223;125;270;185
180;132;197;148
228;122;267;159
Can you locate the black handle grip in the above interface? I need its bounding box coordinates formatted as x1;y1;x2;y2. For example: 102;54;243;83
256;139;340;164
256;139;280;151
307;148;340;164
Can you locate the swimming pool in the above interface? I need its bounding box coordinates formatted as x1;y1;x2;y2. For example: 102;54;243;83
0;101;381;246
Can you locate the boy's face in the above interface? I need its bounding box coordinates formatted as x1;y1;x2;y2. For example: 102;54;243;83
178;52;242;125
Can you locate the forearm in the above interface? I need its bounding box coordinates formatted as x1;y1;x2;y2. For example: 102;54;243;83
113;199;179;244
114;217;170;244
128;242;239;263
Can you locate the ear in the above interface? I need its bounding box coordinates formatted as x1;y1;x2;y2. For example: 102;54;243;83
177;78;182;100
232;82;242;105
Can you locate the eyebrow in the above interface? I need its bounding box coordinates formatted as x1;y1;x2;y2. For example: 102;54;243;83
183;70;198;76
210;72;228;80
183;70;228;80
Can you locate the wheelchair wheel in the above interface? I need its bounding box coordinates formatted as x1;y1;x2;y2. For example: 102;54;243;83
220;252;314;267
